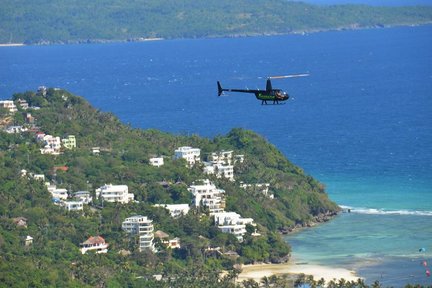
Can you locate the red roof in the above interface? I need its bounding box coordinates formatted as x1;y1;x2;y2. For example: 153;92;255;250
82;236;106;245
53;166;69;172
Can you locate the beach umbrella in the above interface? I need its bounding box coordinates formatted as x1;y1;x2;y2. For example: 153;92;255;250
419;247;426;252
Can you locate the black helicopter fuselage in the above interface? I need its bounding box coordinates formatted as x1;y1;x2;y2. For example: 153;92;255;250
217;79;289;105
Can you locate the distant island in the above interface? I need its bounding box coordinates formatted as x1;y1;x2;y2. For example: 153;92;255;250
1;0;432;45
0;88;341;287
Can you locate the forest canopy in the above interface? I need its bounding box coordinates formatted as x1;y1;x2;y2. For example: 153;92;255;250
0;0;431;44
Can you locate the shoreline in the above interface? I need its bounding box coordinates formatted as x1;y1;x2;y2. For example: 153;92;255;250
1;22;431;47
238;262;361;283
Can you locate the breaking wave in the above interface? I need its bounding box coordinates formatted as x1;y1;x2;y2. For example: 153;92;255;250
340;205;432;216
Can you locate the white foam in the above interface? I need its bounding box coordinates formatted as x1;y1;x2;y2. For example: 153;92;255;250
340;205;432;216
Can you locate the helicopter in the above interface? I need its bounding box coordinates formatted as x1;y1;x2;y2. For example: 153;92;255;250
217;74;309;105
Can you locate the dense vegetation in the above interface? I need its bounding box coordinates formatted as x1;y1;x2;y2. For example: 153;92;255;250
0;88;340;287
1;0;432;44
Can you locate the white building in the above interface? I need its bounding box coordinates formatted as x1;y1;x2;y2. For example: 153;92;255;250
149;157;164;167
91;147;100;155
213;163;234;181
17;99;29;110
46;184;68;200
234;154;245;164
204;150;237;181
62;135;76;149
73;191;93;204
80;236;109;254
122;215;155;252
154;204;190;218
5;125;28;134
96;184;134;204
174;146;200;166
188;180;225;214
25;235;33;246
61;201;84;211
209;150;233;165
0;100;18;113
40;135;61;155
213;211;255;242
204;162;235;180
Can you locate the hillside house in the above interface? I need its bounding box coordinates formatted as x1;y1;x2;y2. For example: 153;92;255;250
96;184;134;204
174;146;200;166
39;134;61;155
61;201;84;211
149;157;164;167
73;191;92;204
24;235;33;246
5;125;28;134
154;230;181;249
46;184;68;200
17;99;29;110
62;135;76;149
188;179;225;214
80;236;109;254
209;150;233;165
213;211;255;242
0;100;18;113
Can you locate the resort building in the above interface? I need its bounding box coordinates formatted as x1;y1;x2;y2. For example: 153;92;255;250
122;215;155;252
188;179;225;214
96;184;134;204
153;204;190;218
213;211;255;242
149;157;164;167
61;201;84;211
62;135;76;149
80;236;109;254
174;146;201;166
0;100;18;113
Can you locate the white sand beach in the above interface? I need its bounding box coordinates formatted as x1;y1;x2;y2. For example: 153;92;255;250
238;262;360;283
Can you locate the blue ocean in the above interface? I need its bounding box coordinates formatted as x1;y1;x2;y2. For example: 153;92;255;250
1;25;431;286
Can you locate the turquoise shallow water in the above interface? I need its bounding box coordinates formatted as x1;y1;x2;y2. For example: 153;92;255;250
285;176;432;285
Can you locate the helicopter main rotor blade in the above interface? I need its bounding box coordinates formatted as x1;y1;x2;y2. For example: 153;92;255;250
269;73;310;79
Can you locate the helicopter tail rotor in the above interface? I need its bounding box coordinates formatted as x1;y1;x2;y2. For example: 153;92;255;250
217;81;224;96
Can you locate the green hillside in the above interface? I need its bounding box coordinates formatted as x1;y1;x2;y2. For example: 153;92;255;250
1;0;432;44
0;88;339;286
